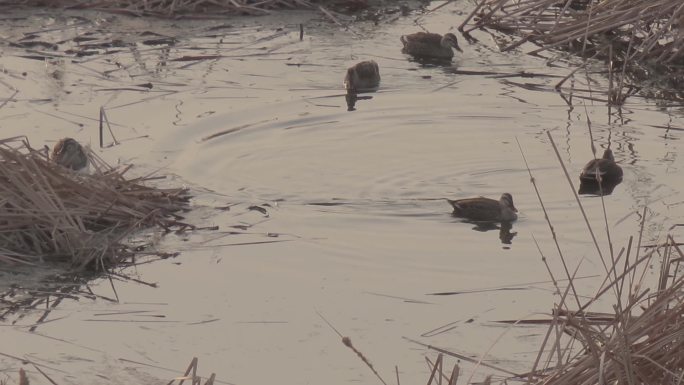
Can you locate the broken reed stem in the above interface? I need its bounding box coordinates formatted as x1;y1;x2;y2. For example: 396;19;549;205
99;106;104;148
100;106;119;147
448;362;459;385
404;337;519;377
165;357;216;385
425;354;443;385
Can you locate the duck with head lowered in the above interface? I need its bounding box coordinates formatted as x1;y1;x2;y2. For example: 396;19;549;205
400;32;463;61
344;60;381;92
447;193;517;223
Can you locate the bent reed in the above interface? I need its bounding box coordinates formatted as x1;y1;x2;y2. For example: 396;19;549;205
0;136;191;271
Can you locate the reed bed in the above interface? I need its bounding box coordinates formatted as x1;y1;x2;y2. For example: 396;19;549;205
419;232;683;385
463;0;684;65
414;133;684;384
12;0;318;16
0;136;191;270
523;237;683;384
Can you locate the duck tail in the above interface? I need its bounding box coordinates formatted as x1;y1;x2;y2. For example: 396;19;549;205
400;35;407;46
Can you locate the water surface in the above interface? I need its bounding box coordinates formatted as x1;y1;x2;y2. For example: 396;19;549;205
1;3;683;384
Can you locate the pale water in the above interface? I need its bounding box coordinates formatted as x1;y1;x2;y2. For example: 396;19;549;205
0;3;683;384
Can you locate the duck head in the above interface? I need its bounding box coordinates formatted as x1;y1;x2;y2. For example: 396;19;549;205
441;33;463;53
500;193;517;212
344;67;357;90
52;138;88;171
499;193;518;222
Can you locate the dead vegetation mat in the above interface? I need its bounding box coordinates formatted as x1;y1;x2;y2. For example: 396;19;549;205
8;0;399;17
464;0;684;63
0;136;192;271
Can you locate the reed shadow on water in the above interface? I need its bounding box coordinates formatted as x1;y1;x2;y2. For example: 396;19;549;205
1;1;684;384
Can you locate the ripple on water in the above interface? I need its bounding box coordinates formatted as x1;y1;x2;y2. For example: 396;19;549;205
1;6;684;385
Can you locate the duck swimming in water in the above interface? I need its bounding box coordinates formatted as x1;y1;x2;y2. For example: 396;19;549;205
400;32;462;60
344;60;380;92
579;149;623;184
52;138;89;171
447;193;517;222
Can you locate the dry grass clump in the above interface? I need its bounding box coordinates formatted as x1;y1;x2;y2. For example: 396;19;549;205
0;136;191;271
463;0;684;65
419;236;683;385
16;0;317;16
522;237;683;384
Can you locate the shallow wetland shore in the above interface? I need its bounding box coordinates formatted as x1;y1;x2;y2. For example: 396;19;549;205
0;1;683;384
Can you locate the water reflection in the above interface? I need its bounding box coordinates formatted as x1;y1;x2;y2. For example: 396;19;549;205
455;218;517;245
408;57;456;68
343;60;380;111
345;91;374;111
578;179;621;196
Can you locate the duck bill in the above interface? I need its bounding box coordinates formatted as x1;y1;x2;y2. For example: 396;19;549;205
454;44;463;53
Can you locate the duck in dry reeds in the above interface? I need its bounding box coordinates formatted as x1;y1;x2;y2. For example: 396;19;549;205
52;138;88;171
579;149;623;184
447;193;517;222
344;60;380;92
400;32;462;60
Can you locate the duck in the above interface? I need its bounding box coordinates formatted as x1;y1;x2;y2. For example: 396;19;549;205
579;149;623;184
447;193;517;222
400;32;462;60
344;60;380;92
52;138;89;171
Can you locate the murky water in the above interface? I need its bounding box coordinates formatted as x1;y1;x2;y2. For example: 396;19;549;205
1;3;683;384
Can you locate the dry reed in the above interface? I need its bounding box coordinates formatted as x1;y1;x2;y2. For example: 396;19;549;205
0;136;191;271
521;238;683;384
463;0;684;66
421;223;683;385
11;0;318;16
419;134;684;384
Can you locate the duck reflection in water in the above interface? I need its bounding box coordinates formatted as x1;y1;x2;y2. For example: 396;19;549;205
468;221;517;245
447;193;517;222
578;179;621;196
344;60;380;111
447;193;518;245
578;149;623;196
